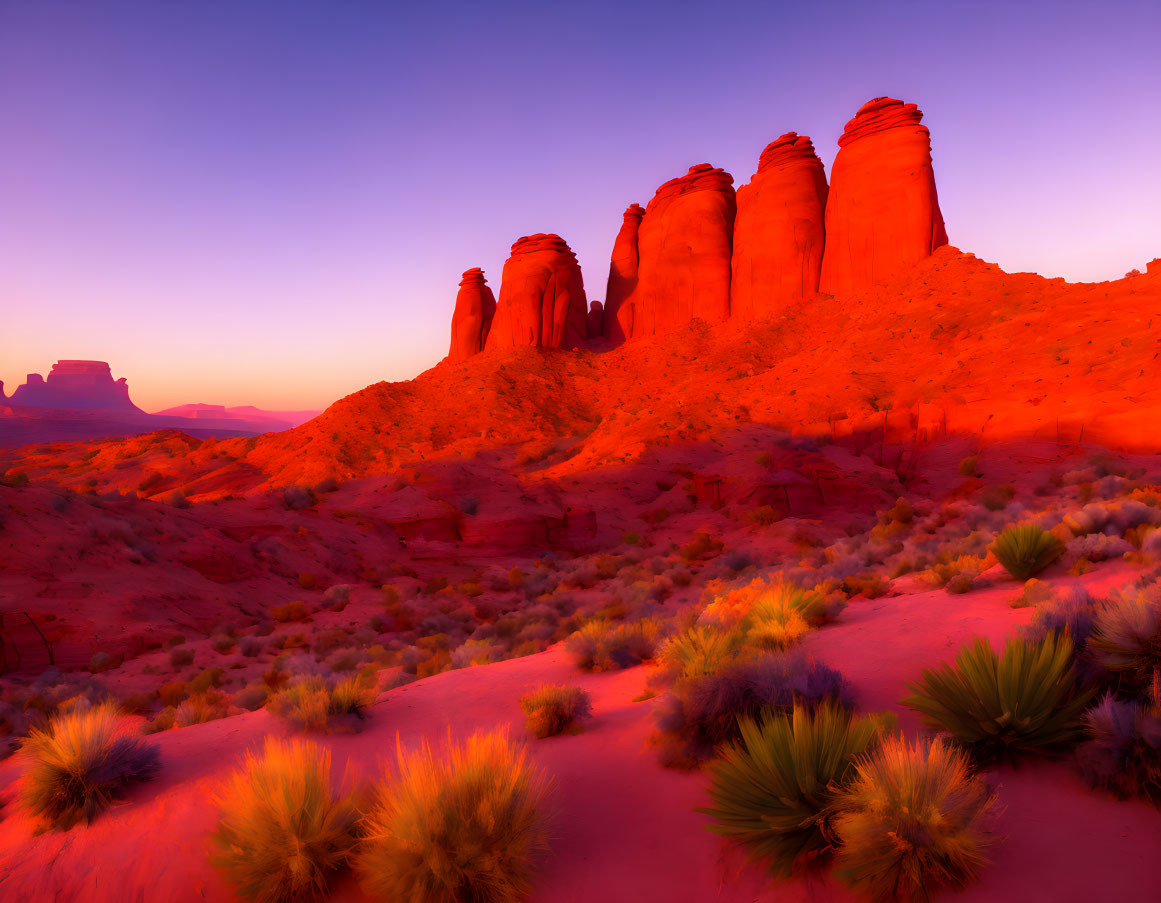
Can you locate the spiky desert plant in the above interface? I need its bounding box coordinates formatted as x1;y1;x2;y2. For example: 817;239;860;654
520;684;592;738
1089;592;1161;688
356;729;549;903
19;703;160;829
989;524;1064;581
211;738;360;903
833;736;999;902
698;704;889;877
902;633;1091;763
268;674;377;733
1077;692;1161;802
658;625;746;680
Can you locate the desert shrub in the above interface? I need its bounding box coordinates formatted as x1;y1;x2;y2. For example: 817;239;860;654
297;572;318;591
654;650;853;768
979;484;1015;511
19;704;160;829
211;633;236;655
267;674;376;733
681;532;724;562
356;729;549;902
902;633;1091;762
919;554;987;589
657;626;747;682
840;573;890;599
746;505;782;526
282;485;316;510
565;619;658;672
159;679;187;707
1024;584;1100;645
211;738;360;903
1066;533;1133;566
1077;692;1161;802
520;685;592;738
189;667;224;694
699;705;889;877
234;683;269;712
1009;578;1055;609
990;524;1064;581
322;584;351;611
270;600;310;623
1089;592;1161;688
239;636;265;657
833;736;998;901
175;689;231;727
88;651;117;674
169;647;195;668
958;456;978;477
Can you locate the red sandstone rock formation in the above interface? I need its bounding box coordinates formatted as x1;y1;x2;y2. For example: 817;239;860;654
588;300;604;339
9;361;140;411
485;234;589;351
602;203;644;343
631;165;735;339
820;97;947;295
447;268;496;363
730;133;828;321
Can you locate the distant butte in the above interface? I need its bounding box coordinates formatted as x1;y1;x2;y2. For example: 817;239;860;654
4;360;141;412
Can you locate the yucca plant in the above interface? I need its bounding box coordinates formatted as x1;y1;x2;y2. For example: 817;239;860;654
1089;592;1161;689
834;736;998;902
902;633;1091;763
356;728;549;902
698;704;891;877
989;524;1064;581
520;684;592;738
20;704;160;830
211;738;361;903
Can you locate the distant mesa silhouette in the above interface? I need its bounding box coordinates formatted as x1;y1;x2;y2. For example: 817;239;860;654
4;360;142;412
448;267;497;363
731;132;828;321
485;233;589;352
820;97;947;295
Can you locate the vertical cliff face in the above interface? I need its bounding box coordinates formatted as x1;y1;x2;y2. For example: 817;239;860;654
630;164;736;339
484;234;589;351
602;203;645;344
730;133;828;322
820;97;948;295
447;268;497;363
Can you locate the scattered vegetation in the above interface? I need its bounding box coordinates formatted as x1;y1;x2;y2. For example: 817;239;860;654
520;684;592;738
267;674;377;733
1077;692;1161;802
1089;592;1161;689
565;619;658;672
990;524;1065;581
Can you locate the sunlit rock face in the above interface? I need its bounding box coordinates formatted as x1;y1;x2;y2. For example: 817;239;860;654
820;97;948;295
730;132;828;321
8;361;141;411
448;268;497;363
602;203;644;344
485;234;589;351
629;164;736;339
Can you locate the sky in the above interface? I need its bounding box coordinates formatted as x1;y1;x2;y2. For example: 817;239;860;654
1;0;1159;412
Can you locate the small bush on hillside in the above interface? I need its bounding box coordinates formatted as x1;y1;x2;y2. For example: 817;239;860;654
654;651;853;768
189;667;224;694
1024;585;1100;645
1089;593;1161;689
356;729;549;903
169;647;195;668
979;484;1015;511
565;619;658;672
990;524;1065;581
270;600;310;623
282;485;316;510
211;738;360;903
1010;578;1055;609
268;674;377;734
699;705;889;877
902;633;1091;763
175;690;231;727
520;685;592;738
657;626;747;682
834;736;998;901
681;532;724;562
20;705;160;829
1077;693;1161;802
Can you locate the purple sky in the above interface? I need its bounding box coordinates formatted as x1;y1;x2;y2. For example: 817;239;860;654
2;0;1159;412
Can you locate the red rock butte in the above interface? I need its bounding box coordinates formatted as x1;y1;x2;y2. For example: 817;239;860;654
629;164;736;339
4;360;140;412
731;132;828;321
820;96;948;295
602;203;645;344
447;267;496;363
484;233;589;352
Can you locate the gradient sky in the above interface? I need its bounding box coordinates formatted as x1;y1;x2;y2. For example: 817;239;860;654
2;0;1159;412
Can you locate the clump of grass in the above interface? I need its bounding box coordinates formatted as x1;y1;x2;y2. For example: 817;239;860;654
267;675;377;733
565;619;657;672
834;736;999;901
520;685;592;738
1089;592;1161;689
19;704;160;830
657;626;747;681
902;633;1091;763
175;689;231;727
699;704;890;877
1077;692;1161;802
990;524;1064;581
211;738;360;903
356;729;549;902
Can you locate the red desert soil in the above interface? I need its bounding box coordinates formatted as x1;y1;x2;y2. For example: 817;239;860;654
1;562;1159;903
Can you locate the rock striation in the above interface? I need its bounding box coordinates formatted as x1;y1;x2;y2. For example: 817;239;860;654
730;133;828;321
820;97;948;295
602;203;645;344
630;165;736;339
447;268;497;363
8;361;141;411
485;234;589;351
